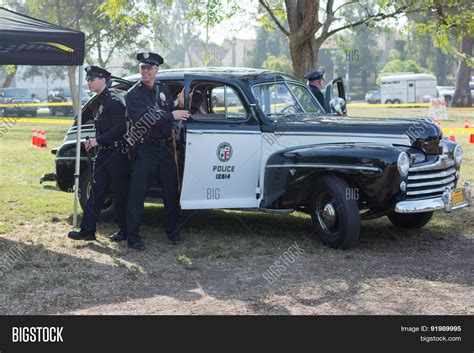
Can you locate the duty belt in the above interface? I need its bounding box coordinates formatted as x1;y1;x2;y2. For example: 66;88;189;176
98;141;128;150
141;136;173;147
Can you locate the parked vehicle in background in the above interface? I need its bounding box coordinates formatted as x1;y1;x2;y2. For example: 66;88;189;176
365;90;381;104
0;87;38;117
380;73;437;104
48;87;90;116
437;82;474;107
437;86;455;106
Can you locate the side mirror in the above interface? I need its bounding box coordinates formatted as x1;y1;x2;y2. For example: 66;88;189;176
330;97;347;116
324;77;347;114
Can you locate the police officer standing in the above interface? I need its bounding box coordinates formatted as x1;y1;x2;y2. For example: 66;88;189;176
304;69;326;108
125;52;189;251
68;65;130;242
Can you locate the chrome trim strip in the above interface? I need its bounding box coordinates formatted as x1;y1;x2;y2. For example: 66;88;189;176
266;131;407;139
187;130;261;135
409;156;454;172
407;168;456;180
407;175;456;188
55;157;88;161
396;183;471;213
265;163;381;172
406;182;455;196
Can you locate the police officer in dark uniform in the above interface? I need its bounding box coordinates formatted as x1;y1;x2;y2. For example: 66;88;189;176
68;65;130;242
304;69;326;108
125;52;190;251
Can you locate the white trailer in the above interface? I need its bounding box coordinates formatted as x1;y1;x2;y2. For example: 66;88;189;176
380;73;437;104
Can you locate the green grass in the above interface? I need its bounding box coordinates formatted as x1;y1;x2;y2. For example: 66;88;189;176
1;110;473;237
0;112;472;314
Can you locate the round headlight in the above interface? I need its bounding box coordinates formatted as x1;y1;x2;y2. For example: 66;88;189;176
397;152;410;177
453;145;463;166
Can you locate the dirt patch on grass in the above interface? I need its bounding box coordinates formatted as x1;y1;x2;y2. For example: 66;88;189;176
0;208;472;315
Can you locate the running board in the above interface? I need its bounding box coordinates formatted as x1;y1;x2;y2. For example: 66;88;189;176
259;208;294;214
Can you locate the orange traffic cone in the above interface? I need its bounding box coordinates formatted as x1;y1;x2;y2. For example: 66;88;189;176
470;134;474;144
39;130;47;148
464;119;470;128
449;135;456;142
31;129;37;146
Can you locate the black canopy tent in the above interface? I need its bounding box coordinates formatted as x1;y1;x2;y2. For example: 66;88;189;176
0;6;85;227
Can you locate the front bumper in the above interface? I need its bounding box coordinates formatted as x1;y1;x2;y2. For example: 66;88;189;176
395;182;472;213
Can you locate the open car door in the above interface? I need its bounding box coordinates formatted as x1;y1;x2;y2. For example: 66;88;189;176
324;77;347;116
179;75;262;209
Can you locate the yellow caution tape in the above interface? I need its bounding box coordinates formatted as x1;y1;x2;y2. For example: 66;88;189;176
0;102;76;107
0;117;72;124
441;127;474;134
348;103;431;108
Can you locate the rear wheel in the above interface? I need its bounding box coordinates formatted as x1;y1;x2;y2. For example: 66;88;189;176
387;211;433;228
385;99;392;104
310;176;360;249
79;168;116;222
392;99;401;104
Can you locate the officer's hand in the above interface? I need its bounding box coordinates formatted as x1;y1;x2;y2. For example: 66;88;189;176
85;138;98;151
177;89;184;108
172;110;190;121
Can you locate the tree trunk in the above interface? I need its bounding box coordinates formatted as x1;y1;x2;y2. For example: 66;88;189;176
452;36;473;107
289;34;320;80
68;66;79;115
2;65;17;88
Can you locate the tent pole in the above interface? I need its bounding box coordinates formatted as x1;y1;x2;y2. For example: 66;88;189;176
73;66;83;228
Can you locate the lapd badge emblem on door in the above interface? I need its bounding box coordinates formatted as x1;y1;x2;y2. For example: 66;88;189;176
217;142;232;162
160;92;166;102
98;105;103;114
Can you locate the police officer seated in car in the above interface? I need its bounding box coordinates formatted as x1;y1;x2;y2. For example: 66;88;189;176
68;65;130;242
125;52;190;251
304;69;325;108
177;88;204;114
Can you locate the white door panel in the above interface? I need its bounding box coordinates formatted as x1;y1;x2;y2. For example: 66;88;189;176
180;129;262;209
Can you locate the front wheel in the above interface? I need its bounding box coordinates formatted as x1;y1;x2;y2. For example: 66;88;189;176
387;211;433;228
310;176;361;249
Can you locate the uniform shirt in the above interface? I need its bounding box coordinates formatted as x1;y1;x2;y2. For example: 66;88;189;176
125;80;176;140
94;87;127;145
309;84;325;110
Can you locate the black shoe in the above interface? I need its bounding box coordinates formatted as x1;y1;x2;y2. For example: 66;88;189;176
68;230;96;241
128;241;145;251
169;237;183;245
109;231;127;242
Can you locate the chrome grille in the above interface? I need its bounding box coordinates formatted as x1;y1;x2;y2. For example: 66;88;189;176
406;157;457;200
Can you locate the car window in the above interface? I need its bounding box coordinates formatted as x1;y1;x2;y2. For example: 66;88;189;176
252;82;323;120
287;83;323;113
192;84;248;121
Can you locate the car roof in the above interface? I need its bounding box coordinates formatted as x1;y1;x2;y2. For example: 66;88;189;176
123;67;296;84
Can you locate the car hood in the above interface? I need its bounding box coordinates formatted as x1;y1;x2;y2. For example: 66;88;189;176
266;115;443;155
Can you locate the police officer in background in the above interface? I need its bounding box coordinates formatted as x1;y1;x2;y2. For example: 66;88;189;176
68;65;130;242
125;52;190;251
304;69;326;108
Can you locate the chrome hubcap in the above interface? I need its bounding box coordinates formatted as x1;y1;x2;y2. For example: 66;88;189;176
321;203;336;227
315;192;339;236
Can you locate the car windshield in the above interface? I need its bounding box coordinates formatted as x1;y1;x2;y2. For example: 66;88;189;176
252;82;324;122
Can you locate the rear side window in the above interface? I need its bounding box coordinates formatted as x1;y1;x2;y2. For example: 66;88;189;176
190;83;249;122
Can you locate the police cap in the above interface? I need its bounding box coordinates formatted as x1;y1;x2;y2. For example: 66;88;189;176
137;52;164;67
304;69;325;81
85;65;111;80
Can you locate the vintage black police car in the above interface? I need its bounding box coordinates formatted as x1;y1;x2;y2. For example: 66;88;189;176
41;68;472;249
